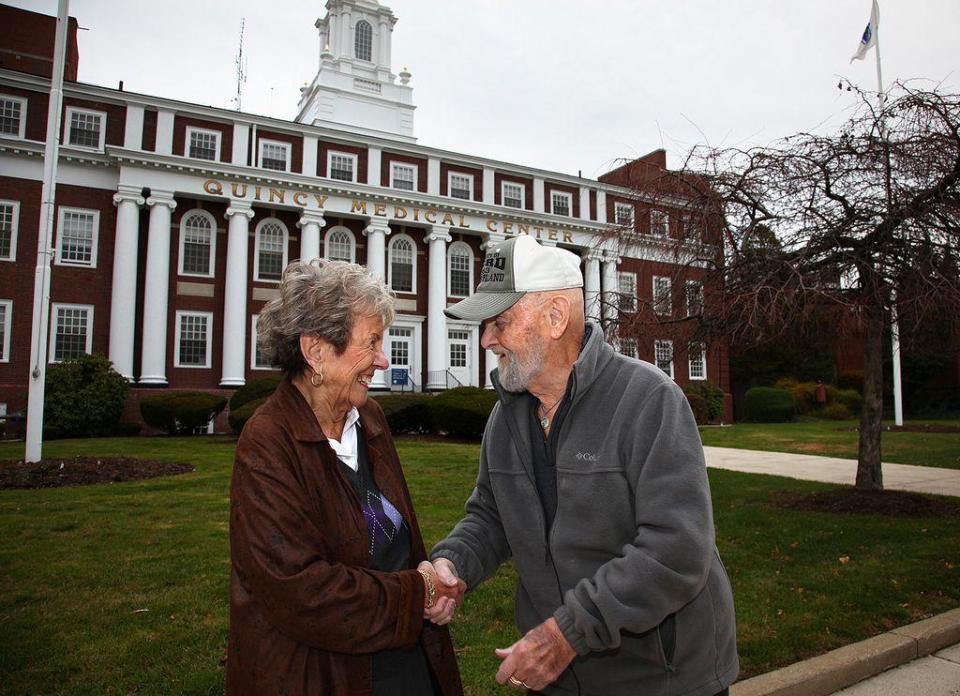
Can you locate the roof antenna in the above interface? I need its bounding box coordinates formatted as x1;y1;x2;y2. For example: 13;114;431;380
232;18;248;111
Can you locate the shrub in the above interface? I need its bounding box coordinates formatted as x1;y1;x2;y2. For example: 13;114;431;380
228;397;268;434
818;402;854;420
374;393;434;434
836;371;864;394
825;386;863;415
683;382;725;422
229;375;283;412
685;393;709;425
140;391;227;435
775;378;819;415
44;353;130;439
428;387;500;440
744;387;795;423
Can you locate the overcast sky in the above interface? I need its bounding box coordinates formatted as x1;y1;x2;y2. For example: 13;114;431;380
10;0;960;178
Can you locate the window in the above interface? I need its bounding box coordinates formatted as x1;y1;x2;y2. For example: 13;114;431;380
449;173;473;200
654;340;674;379
186;127;220;161
179;209;216;277
650;209;669;236
502;181;525;209
615;202;634;227
324;226;355;262
259;139;291;172
619;338;637;360
328;151;357;182
389;327;412;367
684;213;704;241
688;342;707;380
55;207;99;267
175;311;212;368
653;276;672;316
686;280;703;317
355;20;373;61
65;107;105;150
0;95;26;139
391;163;417;191
50;303;92;362
0;300;10;362
618;272;637;312
551;191;572;217
0;200;19;261
448;242;473;298
388;234;415;293
250;315;275;370
448;329;469;368
255;219;288;282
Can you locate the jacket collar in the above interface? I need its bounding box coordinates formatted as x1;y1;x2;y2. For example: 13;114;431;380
274;379;384;443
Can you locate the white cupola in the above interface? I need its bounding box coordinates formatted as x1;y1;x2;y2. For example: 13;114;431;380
295;0;416;142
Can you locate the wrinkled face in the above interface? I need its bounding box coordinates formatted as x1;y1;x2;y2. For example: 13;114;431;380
323;313;389;409
480;298;547;393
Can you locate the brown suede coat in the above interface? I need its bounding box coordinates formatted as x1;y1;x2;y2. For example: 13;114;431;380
227;380;462;696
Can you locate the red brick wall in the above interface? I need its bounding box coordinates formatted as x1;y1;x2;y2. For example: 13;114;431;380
381;152;428;193
141;109;157;151
0;6;79;81
440;163;483;201
0;86;49;141
493;173;533;210
173;116;233;164
60;96;126;148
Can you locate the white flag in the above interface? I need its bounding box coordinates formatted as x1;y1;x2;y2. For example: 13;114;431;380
851;0;880;62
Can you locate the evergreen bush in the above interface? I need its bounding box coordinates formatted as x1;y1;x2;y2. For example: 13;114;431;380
825;386;863;415
374;393;434;434
683;381;725;422
43;353;129;439
228;397;268;434
685;393;709;425
744;387;795;422
140;391;227;435
428;387;500;440
818;402;854;420
229;374;283;412
774;378;818;415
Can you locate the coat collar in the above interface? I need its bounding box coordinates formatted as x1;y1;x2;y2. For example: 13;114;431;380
273;379;384;443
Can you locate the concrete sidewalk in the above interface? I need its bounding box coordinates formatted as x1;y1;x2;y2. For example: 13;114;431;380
703;446;960;498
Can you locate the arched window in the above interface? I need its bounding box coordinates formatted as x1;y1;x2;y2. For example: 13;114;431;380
388;234;416;293
255;218;288;282
447;241;473;298
354;20;373;62
179;209;216;277
324;225;356;263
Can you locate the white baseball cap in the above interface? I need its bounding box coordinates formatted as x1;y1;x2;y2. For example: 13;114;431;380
443;235;583;321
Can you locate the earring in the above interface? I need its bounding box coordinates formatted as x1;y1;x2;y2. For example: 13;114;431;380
310;366;324;388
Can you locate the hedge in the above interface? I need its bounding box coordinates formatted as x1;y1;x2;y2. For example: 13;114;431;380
685;393;709;425
229;374;283;412
428;387;500;440
818;402;854;420
374;393;434;434
825;386;863;415
744;387;795;422
228;397;268;434
683;381;725;422
44;353;129;439
774;378;819;415
140;392;227;435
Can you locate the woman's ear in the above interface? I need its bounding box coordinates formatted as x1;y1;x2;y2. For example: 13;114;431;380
299;334;325;373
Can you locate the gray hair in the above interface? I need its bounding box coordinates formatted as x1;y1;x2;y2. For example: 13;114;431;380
257;259;396;375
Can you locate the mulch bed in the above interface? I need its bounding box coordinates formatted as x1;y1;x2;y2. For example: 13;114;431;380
0;457;194;490
774;487;960;518
836;424;960;434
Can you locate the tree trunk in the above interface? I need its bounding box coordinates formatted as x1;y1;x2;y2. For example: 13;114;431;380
856;306;885;490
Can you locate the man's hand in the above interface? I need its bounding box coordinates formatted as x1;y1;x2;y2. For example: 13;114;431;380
418;559;466;625
494;618;576;691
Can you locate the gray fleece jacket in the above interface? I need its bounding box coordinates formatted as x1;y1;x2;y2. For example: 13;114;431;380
432;323;739;696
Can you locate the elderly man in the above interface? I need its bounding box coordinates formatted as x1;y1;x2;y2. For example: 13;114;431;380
426;235;738;695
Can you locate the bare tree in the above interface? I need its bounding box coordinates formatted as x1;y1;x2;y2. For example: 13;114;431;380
609;82;960;490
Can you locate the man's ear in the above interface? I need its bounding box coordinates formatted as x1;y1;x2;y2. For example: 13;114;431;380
546;295;571;339
300;334;325;373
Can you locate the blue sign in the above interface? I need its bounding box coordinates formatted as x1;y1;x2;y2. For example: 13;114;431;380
391;368;409;386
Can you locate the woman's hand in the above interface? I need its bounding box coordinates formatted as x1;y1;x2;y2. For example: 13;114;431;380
417;560;465;625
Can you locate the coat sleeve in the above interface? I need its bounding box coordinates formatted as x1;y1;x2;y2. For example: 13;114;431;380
554;381;715;655
230;416;425;653
430;403;512;589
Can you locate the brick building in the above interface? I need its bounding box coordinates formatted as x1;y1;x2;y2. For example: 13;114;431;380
0;1;731;425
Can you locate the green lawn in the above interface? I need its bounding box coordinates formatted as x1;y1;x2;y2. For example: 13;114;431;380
1;435;958;695
699;419;960;469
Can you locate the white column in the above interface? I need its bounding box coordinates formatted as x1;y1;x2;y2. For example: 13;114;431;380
123;105;144;149
298;210;326;263
427;157;441;195
596;190;608;224
364;221;390;281
601;251;620;337
891;290;904;426
583;249;602;322
109;187;145;381
425;225;452;390
533;177;545;213
156;109;174;155
579;187;592;221
222;202;255;387
481;232;506;389
341;8;352;56
140;192;177;385
482;167;495;204
303;135;318;176
367;146;382;186
232;122;250;166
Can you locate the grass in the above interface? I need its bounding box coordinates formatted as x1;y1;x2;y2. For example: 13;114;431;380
1;434;959;695
699;418;960;469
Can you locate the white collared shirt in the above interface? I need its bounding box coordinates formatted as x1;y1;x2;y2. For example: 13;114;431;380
327;407;361;471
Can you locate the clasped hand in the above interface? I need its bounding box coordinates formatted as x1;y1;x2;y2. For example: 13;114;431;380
418;558;465;625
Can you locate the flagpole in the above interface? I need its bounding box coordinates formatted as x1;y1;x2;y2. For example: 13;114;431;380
872;7;904;427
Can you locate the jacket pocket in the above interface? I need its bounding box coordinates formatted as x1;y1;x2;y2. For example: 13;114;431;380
657;612;677;672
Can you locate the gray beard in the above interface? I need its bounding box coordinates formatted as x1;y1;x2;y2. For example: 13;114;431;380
496;336;546;393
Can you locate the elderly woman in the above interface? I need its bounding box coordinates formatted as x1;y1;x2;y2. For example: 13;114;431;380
228;259;463;696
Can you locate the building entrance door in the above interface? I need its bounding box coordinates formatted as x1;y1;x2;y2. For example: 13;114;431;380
448;329;471;387
388;327;414;390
